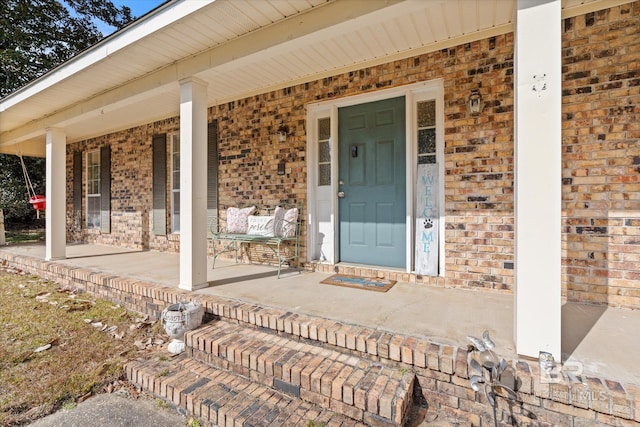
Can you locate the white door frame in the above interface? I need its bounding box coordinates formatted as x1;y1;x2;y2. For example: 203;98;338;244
306;79;444;274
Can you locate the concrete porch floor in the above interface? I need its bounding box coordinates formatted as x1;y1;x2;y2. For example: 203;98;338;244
2;242;639;387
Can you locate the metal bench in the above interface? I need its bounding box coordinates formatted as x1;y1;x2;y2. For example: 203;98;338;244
210;204;301;278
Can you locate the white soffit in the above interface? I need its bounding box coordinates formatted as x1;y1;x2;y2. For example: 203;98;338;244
0;0;632;154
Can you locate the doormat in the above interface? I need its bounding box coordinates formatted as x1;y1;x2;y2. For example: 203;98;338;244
320;274;397;293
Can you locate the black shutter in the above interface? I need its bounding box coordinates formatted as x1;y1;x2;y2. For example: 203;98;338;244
207;121;218;236
152;134;167;236
73;151;82;230
100;145;111;233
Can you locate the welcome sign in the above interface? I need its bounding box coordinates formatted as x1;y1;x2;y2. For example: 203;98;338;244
415;163;439;276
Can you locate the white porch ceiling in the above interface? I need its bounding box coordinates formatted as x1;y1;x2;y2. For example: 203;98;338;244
0;0;626;156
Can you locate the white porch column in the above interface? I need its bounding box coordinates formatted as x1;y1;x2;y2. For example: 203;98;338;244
179;77;209;290
514;0;562;360
45;128;67;261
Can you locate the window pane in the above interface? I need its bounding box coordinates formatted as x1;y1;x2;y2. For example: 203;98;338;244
172;191;180;232
418;155;436;164
172;171;180;190
172;153;180;171
318;164;331;186
86;150;101;229
87;196;101;228
418;128;436;154
171;134;180;232
319;140;330;163
417;100;435;127
318;118;330;140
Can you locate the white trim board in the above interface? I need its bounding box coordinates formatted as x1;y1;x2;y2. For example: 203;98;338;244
306;80;445;275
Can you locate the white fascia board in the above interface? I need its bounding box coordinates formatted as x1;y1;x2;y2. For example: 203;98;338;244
562;0;635;18
0;0;214;113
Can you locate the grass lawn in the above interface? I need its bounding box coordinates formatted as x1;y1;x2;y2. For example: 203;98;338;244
0;267;168;426
3;228;45;244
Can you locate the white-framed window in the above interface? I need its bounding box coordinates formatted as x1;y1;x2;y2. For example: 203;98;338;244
170;133;180;233
417;100;436;164
86;150;101;229
317;117;331;186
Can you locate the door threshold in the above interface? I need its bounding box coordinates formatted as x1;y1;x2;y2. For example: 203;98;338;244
309;260;415;283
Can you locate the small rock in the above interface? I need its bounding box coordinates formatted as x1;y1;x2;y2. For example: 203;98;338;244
34;344;52;353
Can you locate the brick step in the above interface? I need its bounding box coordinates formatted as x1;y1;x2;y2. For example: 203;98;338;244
184;320;415;426
127;355;365;427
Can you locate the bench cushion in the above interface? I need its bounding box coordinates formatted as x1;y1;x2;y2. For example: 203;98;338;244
227;206;256;233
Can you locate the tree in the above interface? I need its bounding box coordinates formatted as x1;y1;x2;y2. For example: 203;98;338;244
0;155;45;226
0;0;134;225
1;0;134;98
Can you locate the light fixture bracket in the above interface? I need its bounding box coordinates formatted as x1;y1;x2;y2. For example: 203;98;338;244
467;89;484;116
276;122;289;142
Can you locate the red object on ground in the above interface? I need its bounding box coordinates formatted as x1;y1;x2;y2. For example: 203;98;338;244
29;195;46;211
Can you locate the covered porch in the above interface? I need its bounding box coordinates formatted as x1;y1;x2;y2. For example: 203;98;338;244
2;242;638;388
2;0;639;421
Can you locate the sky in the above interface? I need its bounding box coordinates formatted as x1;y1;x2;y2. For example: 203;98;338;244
97;0;168;35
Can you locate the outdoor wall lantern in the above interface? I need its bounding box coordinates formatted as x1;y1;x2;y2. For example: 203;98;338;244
276;122;290;142
467;89;484;116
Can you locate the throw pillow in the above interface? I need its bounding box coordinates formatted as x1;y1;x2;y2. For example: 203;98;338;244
274;206;298;237
226;206;256;233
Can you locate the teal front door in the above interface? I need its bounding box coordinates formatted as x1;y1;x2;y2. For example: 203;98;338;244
338;97;406;268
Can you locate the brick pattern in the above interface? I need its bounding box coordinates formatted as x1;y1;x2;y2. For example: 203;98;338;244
2;250;638;426
64;33;517;293
65;118;181;253
184;320;415;425
127;356;366;427
561;2;640;309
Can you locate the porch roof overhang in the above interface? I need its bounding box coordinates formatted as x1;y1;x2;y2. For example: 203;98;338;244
0;0;629;157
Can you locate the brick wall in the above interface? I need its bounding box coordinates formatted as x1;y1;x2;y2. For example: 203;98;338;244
64;2;639;309
561;1;640;309
207;33;516;291
66;118;180;252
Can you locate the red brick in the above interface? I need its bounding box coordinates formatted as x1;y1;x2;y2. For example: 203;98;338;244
329;398;364;422
378;379;399;421
366;373;389;415
330;365;354;401
413;340;428;368
310;358;334;394
300;356;325;390
343;369;367;406
353;365;383;410
388;335;404;362
427;343;440;371
585;377;612;414
453;347;468;378
439;345;454;374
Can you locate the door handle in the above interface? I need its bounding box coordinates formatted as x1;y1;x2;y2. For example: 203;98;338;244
337;191;345;198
